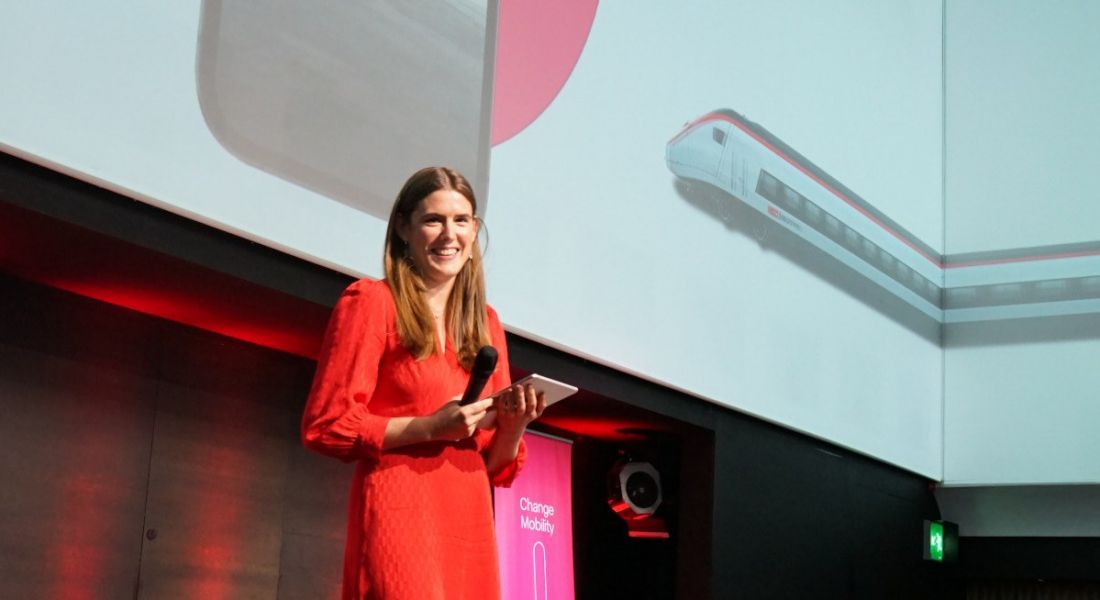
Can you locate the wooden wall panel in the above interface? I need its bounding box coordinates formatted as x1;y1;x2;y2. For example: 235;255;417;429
137;384;294;599
0;343;156;599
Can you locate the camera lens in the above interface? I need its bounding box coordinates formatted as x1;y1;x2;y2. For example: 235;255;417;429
626;472;659;509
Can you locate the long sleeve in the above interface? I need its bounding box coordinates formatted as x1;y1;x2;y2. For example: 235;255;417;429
476;305;527;486
301;279;392;462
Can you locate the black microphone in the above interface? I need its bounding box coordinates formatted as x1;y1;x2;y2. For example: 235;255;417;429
458;346;498;406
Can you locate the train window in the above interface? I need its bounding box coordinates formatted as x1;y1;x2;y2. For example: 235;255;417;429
1082;277;1100;294
712;127;727;145
757;171;779;198
781;186;800;209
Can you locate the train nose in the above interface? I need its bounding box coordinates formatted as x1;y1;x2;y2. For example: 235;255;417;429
668;120;693;145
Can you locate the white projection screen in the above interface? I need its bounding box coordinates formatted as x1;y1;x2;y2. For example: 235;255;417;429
942;0;1100;486
486;1;945;477
0;1;951;477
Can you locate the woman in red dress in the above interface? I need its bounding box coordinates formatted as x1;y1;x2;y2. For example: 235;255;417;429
301;167;545;599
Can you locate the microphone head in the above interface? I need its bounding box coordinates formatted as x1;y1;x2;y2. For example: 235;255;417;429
472;345;498;376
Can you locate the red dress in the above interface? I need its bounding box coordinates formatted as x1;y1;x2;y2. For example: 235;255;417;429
301;279;524;600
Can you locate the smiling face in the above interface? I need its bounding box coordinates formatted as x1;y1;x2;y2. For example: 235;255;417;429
399;189;479;290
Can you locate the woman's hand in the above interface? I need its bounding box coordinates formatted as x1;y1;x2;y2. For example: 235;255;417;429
427;397;493;442
494;383;546;434
483;384;545;476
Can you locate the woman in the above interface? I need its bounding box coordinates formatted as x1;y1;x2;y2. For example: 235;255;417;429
301;167;545;599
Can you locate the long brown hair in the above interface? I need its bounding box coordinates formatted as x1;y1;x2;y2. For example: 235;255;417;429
383;167;490;369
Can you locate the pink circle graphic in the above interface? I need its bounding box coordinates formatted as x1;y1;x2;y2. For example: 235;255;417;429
491;0;599;146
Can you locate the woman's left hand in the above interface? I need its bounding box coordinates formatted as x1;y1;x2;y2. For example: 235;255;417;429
494;383;546;434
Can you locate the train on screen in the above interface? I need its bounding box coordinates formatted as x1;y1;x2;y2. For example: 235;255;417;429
665;109;1100;325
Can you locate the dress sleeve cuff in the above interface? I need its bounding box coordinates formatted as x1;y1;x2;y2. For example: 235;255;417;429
305;402;390;462
488;436;527;487
354;408;390;461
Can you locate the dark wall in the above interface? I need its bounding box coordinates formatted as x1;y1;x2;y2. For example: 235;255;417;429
960;537;1100;582
0;153;349;306
716;417;948;599
509;336;952;599
954;537;1100;598
0;274;351;599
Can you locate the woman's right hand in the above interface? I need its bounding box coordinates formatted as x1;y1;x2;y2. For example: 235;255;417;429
428;397;493;442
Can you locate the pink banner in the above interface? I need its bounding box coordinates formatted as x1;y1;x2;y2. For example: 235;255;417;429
495;432;575;600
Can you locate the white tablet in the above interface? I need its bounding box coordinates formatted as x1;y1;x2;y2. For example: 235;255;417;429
478;374;578;428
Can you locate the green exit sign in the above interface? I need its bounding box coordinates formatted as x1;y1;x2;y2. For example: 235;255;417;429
923;520;958;563
928;522;945;560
